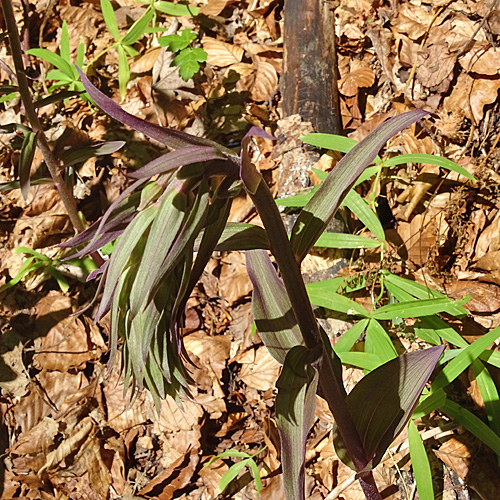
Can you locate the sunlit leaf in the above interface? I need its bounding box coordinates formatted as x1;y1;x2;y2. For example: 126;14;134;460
121;8;154;45
408;420;434;500
290;110;429;262
76;66;237;155
432;325;500;391
337;345;445;469
383;153;476;181
100;0;120;41
315;232;381;249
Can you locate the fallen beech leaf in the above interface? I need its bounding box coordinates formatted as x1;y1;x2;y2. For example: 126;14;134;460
218;251;253;306
460;46;500;75
200;0;233;15
203;37;244;67
130;46;161;74
446;280;500;313
475;251;500;272
249;58;278;101
239;346;281;391
138;448;200;499
339;60;375;97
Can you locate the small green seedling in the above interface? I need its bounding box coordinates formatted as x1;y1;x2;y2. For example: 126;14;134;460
158;28;207;81
27;21;86;95
91;0;154;99
205;447;266;495
0;247;97;293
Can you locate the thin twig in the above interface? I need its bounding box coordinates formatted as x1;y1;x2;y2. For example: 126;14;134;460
1;0;104;267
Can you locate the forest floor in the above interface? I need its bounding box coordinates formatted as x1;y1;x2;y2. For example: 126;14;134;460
1;0;500;499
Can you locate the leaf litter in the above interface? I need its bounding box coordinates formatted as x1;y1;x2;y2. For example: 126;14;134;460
2;0;500;498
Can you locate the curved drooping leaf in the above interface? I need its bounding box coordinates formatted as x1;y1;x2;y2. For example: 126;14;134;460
127;146;227;179
76;66;237;157
408;420;434;500
246;249;303;364
276;345;320;500
60;140;125;167
333;344;445;470
195;222;270;252
290;109;430;262
19;130;38;202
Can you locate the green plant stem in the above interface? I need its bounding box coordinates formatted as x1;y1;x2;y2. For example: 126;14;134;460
1;0;104;268
249;176;379;498
85;45;114;69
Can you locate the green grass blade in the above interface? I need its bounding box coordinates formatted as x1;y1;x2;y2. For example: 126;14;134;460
60;21;71;63
471;359;500;449
333;318;370;354
118;45;130;100
408;420;434;500
27;48;74;77
153;1;200;16
383;153;476;181
337;351;382;371
121;8;154;45
342;190;385;242
372;297;469;320
315;232;381;249
100;0;120;41
432;325;500;391
442;399;500;456
306;281;370;317
412;388;447;419
365;319;398;366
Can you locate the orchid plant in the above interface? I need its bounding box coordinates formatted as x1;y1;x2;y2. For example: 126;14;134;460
57;67;449;500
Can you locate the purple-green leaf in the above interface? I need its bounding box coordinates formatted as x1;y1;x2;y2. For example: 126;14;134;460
195;222;269;252
128;146;227;179
276;345;320;500
19;130;38;202
60;140;125;167
246;249;304;364
291;109;430;262
334;344;444;470
76;66;237;156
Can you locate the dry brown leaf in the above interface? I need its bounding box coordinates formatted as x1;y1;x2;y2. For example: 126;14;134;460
14;370;88;436
475;251;500;272
203;37;244;67
0;329;30;398
183;331;230;378
475;211;500;258
11;416;59;457
34;313;104;372
468;77;500;124
200;0;233;16
238;346;280;391
130;46;161;74
339;60;375;97
248;57;278;101
103;358;148;434
460;45;500;75
396;165;440;221
154;395;204;433
393;212;443;267
218;251;253;305
138;448;200;500
445;281;500;313
416;43;456;90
